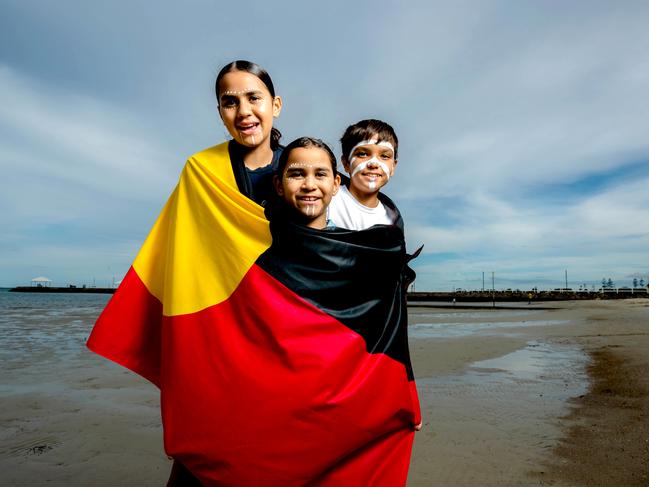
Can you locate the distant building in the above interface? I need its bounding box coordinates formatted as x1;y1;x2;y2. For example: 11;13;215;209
31;277;52;287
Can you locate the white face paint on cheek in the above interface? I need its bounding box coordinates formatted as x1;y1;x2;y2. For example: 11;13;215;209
350;158;392;190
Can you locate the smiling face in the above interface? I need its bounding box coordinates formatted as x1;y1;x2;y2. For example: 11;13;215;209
217;70;282;148
274;147;341;229
343;139;397;204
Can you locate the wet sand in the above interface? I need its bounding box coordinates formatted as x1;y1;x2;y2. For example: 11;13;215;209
1;298;648;485
409;298;649;486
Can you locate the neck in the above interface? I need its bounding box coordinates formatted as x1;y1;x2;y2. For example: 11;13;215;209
242;142;273;170
348;185;380;208
306;214;327;229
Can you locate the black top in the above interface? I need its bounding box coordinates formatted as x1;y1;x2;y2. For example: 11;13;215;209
228;140;283;207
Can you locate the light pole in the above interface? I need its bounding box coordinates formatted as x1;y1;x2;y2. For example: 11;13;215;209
565;269;568;290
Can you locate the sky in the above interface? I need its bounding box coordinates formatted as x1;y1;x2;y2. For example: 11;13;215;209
1;0;648;291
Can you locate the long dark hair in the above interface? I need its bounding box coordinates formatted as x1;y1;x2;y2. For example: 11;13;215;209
215;60;282;150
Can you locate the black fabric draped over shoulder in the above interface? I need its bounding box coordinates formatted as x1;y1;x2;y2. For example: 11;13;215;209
228;140;283;207
259;201;419;380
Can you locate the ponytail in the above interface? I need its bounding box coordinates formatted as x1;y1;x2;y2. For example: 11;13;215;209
270;127;282;150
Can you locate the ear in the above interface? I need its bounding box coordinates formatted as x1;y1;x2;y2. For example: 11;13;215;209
217;102;224;122
391;158;398;176
272;96;283;118
332;174;341;195
341;156;351;174
273;174;284;196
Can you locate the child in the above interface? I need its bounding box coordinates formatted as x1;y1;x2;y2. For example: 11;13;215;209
327;119;400;230
273;137;341;229
216;60;284;206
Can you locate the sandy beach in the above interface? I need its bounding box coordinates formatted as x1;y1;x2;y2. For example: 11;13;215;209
1;296;648;486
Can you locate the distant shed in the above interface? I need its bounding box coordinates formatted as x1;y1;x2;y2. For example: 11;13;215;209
31;276;52;287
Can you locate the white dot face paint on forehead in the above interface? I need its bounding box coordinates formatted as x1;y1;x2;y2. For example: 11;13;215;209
221;89;265;96
286;162;320;169
284;161;334;181
347;139;395;161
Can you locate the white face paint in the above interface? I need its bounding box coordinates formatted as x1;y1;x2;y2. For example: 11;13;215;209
350;157;392;181
348;139;395;161
347;139;395;191
286;162;318;170
218;84;268;147
221;89;262;96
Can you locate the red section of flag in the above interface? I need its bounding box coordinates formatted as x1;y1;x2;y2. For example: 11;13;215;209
161;264;418;486
87;266;162;386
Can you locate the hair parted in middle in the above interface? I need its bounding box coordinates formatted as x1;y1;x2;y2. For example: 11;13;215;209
215;59;282;150
276;137;338;177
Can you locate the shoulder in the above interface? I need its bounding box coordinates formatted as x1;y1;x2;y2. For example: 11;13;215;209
329;185;355;209
181;141;238;188
271;145;284;169
187;141;231;163
377;191;404;230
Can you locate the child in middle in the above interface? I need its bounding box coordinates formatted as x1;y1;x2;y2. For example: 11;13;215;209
273;137;341;230
328;119;401;230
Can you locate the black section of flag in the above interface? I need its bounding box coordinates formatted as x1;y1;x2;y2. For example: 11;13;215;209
256;212;415;379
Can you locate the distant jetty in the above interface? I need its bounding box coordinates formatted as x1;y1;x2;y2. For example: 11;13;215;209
9;286;116;294
9;286;647;300
408;289;648;302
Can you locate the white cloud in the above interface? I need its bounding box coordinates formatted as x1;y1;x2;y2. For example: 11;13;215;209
0;65;178;201
383;2;649;197
1;1;649;289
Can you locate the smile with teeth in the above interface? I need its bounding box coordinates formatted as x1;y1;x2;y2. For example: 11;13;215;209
298;196;320;204
237;122;260;134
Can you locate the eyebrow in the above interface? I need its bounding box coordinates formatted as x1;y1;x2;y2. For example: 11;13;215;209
352;146;394;154
219;89;264;99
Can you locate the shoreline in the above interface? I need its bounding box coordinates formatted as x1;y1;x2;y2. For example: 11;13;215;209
537;303;649;486
1;298;648;485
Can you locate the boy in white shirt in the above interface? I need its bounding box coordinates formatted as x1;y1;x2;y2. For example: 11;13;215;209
328;119;400;230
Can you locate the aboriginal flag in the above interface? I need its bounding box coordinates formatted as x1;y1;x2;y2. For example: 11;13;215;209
87;142;420;486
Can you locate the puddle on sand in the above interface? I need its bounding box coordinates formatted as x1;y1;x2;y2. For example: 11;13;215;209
410;342;589;486
409;320;568;339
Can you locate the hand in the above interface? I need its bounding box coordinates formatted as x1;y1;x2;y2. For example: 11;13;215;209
414;421;422;431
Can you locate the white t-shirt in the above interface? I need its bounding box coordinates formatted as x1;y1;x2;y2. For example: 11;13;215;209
327;185;393;230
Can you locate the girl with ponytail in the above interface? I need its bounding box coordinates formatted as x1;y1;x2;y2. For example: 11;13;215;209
215;60;284;206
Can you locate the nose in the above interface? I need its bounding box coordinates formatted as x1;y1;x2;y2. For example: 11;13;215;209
366;157;379;168
237;99;253;117
302;174;316;190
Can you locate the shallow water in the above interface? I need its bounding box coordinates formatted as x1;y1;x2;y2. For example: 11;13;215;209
0;291;109;373
409;319;569;338
418;340;588;396
411;340;589;486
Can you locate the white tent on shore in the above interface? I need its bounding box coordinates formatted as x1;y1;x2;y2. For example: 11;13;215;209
31;277;52;287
